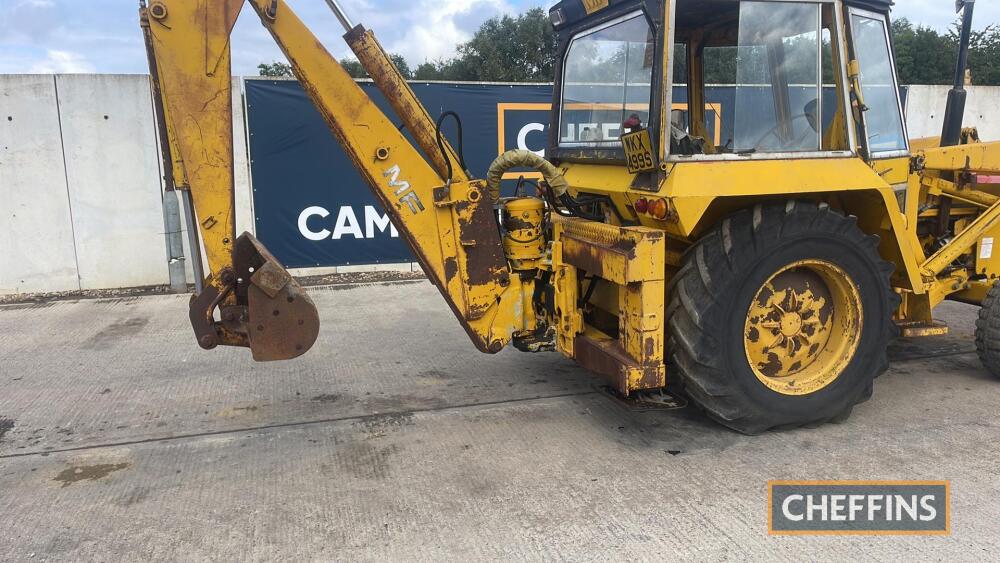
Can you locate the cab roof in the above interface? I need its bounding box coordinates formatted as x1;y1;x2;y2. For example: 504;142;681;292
548;0;894;29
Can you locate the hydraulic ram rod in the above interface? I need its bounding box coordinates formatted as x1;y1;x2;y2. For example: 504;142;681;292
321;0;467;182
322;0;354;32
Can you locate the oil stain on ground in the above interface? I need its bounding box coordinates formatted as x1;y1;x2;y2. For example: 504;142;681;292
0;418;14;442
82;318;149;350
311;394;340;403
54;463;130;488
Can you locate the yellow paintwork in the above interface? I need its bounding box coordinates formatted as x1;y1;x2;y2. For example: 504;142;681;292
744;260;862;396
144;0;1000;407
145;0;241;284
551;215;666;394
145;0;527;355
502;197;546;271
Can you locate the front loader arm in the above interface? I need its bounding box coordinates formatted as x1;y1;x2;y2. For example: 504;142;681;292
142;0;525;358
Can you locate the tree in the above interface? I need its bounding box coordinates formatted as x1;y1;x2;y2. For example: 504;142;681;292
258;61;294;77
413;61;443;80
892;18;955;85
411;8;557;82
958;22;1000;85
450;8;557;82
256;7;559;83
891;17;1000;86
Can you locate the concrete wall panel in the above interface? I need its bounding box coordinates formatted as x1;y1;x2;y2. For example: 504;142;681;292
0;75;80;294
905;85;1000;142
234;78;254;237
56;74;168;290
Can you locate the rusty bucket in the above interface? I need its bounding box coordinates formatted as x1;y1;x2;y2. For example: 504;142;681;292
234;233;320;362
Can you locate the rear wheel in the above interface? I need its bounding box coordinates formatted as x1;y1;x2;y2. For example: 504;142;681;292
666;201;896;434
975;282;1000;378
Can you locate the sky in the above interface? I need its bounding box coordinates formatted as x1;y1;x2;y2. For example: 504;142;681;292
1;0;997;75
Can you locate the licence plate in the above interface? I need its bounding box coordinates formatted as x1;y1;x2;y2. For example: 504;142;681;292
621;129;656;174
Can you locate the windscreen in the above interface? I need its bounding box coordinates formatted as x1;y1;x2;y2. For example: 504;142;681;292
559;13;655;147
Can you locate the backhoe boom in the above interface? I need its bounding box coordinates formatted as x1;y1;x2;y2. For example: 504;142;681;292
142;0;525;357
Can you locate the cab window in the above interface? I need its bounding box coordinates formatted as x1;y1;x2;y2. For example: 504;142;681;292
559;13;655;148
670;0;848;157
850;11;907;154
733;2;824;152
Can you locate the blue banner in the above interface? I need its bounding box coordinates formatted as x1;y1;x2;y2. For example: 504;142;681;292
246;80;551;268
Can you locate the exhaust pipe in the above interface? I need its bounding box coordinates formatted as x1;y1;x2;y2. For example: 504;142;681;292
940;0;976;147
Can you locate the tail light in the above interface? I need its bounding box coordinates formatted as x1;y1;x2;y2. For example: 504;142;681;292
649;198;669;220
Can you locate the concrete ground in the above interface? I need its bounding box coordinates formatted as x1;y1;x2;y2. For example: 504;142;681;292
1;280;998;561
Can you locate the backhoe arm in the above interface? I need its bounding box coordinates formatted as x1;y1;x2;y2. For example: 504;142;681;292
141;0;526;358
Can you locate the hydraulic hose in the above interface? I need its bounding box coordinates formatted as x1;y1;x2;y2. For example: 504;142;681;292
485;150;569;203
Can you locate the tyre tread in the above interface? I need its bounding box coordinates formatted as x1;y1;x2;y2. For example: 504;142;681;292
667;201;896;434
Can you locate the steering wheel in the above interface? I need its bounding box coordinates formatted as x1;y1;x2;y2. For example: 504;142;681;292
753;113;816;152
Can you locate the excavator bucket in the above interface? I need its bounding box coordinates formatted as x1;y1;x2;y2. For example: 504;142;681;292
234;233;320;362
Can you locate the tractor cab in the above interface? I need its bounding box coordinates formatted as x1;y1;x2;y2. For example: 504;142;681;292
547;0;908;171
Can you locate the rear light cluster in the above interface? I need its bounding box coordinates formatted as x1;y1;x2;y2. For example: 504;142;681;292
634;198;669;220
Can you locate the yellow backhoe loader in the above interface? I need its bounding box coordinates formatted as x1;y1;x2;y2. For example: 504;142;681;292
141;0;1000;434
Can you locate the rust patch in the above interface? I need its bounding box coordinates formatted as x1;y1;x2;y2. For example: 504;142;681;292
575;335;664;395
444;257;459;283
610;239;638;259
455;193;509;288
575;336;628;392
235;234;321;362
562;239;605;279
54;463;130;488
759;352;783;378
504;215;536;232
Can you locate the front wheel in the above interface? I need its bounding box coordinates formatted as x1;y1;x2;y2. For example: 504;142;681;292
666;201;897;434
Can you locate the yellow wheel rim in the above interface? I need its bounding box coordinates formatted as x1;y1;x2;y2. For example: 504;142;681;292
743;260;863;396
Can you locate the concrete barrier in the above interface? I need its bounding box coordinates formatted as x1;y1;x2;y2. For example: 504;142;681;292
55;74;167;290
0;74;253;296
905;85;1000;142
0;75;80;294
1;74;999;296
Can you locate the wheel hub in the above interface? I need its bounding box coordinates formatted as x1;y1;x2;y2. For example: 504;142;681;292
744;260;863;396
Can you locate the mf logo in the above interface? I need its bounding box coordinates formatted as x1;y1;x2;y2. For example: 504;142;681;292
384;164;425;215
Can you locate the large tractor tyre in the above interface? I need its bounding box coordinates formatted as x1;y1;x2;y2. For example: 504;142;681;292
666;201;897;434
975;282;1000;378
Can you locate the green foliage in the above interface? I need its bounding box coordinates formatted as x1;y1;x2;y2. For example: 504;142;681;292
892;18;999;86
257;61;294;77
413;8;557;82
892;19;957;85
